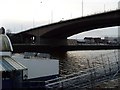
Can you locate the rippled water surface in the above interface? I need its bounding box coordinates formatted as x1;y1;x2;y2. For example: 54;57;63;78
60;49;119;76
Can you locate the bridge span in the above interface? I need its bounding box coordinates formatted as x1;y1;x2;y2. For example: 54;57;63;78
11;9;120;39
8;9;120;52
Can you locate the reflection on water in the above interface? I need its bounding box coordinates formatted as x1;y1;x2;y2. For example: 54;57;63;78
60;49;119;76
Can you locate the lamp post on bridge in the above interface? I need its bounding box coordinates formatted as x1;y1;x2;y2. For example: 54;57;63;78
82;0;83;17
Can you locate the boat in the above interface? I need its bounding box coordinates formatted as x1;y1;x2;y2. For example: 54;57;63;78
0;27;59;89
12;52;59;88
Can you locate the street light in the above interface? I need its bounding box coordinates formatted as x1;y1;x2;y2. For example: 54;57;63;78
82;0;83;16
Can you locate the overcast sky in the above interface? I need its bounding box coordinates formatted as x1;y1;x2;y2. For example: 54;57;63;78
0;0;120;39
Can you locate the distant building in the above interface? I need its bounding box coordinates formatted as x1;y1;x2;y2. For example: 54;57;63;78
84;37;101;44
104;37;118;44
84;37;94;44
94;38;101;43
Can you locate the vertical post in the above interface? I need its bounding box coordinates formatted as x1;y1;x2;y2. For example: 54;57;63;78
70;13;72;19
92;61;96;87
101;54;107;76
118;50;120;88
51;10;53;23
107;56;112;78
32;17;35;28
114;51;119;71
82;0;83;17
87;59;94;88
92;62;96;79
118;2;120;88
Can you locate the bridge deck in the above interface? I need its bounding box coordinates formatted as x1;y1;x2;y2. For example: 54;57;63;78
12;44;120;53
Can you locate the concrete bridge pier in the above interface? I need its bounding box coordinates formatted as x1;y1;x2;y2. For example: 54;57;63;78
35;37;68;46
49;50;67;60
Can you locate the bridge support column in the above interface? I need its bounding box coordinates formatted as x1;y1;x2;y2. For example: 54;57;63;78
50;51;67;60
35;37;78;45
35;37;68;46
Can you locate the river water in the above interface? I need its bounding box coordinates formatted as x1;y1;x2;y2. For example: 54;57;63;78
59;49;119;76
59;49;120;88
12;49;120;88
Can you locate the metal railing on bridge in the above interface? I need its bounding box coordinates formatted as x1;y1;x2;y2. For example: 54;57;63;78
45;50;120;89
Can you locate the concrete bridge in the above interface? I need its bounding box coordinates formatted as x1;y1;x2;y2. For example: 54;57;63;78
9;9;120;52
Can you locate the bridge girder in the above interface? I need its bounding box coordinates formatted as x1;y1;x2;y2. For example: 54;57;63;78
41;10;120;38
15;9;120;39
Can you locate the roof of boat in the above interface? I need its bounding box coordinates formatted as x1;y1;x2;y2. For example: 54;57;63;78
0;56;27;72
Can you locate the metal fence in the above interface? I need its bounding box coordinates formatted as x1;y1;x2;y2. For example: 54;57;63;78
45;50;120;89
